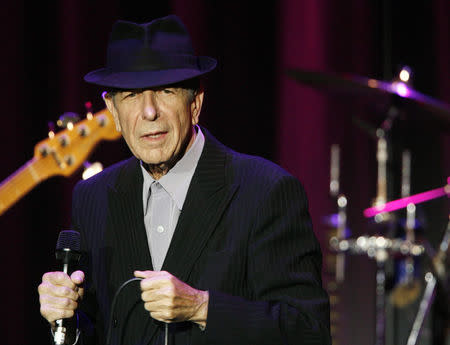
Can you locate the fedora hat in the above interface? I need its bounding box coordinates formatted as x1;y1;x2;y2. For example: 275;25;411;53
84;15;217;89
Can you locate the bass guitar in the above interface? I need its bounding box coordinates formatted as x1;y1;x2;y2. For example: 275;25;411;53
0;108;120;216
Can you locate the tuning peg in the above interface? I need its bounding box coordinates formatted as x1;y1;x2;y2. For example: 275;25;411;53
48;121;56;139
82;161;103;180
57;112;80;129
85;101;94;120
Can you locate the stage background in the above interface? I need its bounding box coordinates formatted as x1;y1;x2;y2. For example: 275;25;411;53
0;1;448;344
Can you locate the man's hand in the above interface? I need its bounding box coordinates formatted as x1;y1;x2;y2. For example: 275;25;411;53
38;270;85;327
134;270;208;328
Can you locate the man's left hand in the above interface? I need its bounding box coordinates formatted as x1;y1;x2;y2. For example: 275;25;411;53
134;270;208;328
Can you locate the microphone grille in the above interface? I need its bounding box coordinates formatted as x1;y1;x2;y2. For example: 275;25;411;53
56;230;81;251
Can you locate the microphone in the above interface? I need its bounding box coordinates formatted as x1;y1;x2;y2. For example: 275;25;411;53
53;230;82;345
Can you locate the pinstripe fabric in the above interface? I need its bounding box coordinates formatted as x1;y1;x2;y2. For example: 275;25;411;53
71;128;331;345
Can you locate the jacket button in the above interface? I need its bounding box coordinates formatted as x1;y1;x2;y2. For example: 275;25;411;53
113;318;118;328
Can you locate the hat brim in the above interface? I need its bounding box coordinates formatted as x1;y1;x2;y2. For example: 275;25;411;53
84;56;217;89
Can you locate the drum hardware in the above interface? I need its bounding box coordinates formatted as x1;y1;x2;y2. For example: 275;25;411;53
330;213;449;345
406;272;437;345
328;97;432;345
330;234;426;345
322;143;350;345
329;144;348;284
370;68;409;227
287;66;449;345
406;218;449;345
371;127;391;224
329;235;425;259
364;178;450;218
389;151;421;309
337;85;415;345
431;218;449;284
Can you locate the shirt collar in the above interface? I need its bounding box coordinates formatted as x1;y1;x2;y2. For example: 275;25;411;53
140;125;205;210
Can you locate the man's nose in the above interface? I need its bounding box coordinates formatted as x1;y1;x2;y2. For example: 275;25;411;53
142;91;157;120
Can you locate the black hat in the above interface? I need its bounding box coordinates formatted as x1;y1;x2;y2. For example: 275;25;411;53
84;15;217;89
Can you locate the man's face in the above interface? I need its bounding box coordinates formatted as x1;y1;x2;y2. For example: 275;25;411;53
105;86;203;168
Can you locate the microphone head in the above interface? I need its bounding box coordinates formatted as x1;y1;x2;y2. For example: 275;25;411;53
56;230;81;251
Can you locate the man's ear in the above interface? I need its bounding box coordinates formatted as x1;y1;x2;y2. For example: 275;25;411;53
191;88;204;126
103;94;122;132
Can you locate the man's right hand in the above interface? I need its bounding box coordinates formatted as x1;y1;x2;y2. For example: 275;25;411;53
38;270;85;326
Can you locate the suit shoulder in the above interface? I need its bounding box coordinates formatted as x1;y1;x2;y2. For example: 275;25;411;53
227;151;295;184
202;128;295;184
73;157;136;193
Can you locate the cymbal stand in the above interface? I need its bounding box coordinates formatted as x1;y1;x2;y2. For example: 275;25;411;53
372;103;401;345
330;144;347;284
406;272;436;345
373;130;388;210
324;144;349;344
406;217;450;345
401;150;416;286
375;246;388;345
372;104;399;223
388;151;421;310
372;131;392;345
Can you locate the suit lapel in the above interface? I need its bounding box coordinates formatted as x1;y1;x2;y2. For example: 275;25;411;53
106;157;153;273
161;130;238;283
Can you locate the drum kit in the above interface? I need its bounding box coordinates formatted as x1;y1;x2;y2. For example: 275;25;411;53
286;67;450;345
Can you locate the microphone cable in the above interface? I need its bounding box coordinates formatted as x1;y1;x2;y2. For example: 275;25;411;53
105;277;169;345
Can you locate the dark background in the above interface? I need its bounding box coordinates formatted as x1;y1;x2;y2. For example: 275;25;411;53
0;1;448;344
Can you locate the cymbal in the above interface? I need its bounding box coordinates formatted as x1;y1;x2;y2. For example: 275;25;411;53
285;68;450;126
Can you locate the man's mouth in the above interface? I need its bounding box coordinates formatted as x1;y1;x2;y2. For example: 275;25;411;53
142;131;167;140
146;133;164;138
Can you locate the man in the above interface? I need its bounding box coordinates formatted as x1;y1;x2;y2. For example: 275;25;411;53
38;15;331;345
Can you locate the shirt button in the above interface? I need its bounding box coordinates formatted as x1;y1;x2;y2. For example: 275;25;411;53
156;225;165;233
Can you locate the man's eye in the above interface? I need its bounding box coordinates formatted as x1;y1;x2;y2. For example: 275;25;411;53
124;92;137;99
161;89;174;94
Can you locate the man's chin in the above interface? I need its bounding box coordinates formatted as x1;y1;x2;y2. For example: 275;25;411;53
139;151;167;166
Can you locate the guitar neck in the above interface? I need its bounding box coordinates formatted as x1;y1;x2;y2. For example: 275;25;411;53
0;157;53;216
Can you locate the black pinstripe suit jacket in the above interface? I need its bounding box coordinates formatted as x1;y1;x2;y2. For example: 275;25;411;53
71;128;331;345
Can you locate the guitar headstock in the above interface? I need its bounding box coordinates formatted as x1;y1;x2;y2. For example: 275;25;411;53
33;108;121;178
